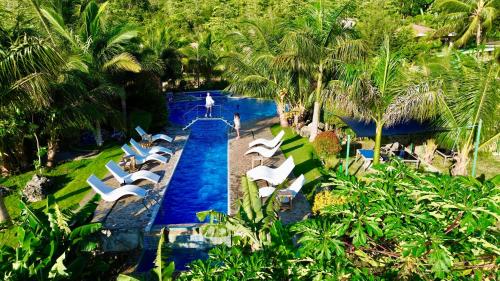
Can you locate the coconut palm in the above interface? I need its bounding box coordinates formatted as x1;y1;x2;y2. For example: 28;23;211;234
223;19;295;127
332;36;439;165
431;54;499;175
41;0;142;142
435;0;498;47
286;0;366;141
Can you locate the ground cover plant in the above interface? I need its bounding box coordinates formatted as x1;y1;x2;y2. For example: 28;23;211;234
180;161;499;280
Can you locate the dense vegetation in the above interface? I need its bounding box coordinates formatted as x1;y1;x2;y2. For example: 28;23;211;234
0;0;498;280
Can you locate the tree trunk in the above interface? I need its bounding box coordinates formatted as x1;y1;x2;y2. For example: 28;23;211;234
451;151;469;176
95;121;103;147
46;133;58;168
309;101;321;142
0;195;11;225
309;63;323;142
276;102;288;128
373;121;384;165
423;139;437;164
121;95;127;131
476;22;481;46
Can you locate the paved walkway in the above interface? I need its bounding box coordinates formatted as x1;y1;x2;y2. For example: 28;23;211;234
229;117;311;224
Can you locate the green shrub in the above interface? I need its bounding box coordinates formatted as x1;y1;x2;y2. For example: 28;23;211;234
312;131;342;168
129;110;152;132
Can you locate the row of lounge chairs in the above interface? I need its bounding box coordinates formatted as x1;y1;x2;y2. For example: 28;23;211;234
244;131;305;209
85;126;174;206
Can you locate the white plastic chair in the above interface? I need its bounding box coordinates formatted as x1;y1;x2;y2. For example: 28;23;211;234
130;138;173;157
244;140;283;158
246;156;294;186
121;144;167;165
87;174;147;201
105;160;160;185
136;126;173;143
248;130;285;149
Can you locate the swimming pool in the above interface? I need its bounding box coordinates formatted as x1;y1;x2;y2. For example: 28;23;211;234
153;92;276;225
153;120;229;225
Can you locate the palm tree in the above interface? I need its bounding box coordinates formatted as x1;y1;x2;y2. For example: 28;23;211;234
287;0;366;141
41;0;142;142
223;19;294;127
435;0;498;47
428;54;499;175
332;36;438;165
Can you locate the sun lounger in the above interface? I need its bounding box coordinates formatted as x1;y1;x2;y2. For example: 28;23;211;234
435;148;456;164
245;140;283;157
130;138;173;157
356;149;384;170
248;130;285;149
246;156;295;185
106;160;160;185
87;174;148;202
136;126;173;143
259;174;305;198
121;144;167;165
395;149;420;168
381;142;400;156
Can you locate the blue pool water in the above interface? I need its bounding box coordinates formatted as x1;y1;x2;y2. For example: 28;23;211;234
154;120;229;225
169;91;277;126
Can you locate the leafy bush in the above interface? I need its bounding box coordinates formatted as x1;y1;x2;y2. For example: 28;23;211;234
311;190;347;214
180;161;499;280
312;131;342;159
0;195;105;280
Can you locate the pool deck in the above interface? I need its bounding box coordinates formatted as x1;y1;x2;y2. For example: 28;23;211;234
229;117;311;225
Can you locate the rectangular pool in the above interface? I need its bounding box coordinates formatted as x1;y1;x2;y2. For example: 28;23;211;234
153;120;228;225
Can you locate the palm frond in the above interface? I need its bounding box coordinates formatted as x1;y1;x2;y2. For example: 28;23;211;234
103;53;141;73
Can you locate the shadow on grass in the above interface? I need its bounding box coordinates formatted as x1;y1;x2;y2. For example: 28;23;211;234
281;144;304;154
282;135;302;146
45;174;73;194
294;158;323;178
54;186;90;203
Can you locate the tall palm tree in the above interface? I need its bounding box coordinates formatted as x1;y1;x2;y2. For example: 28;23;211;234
287;0;365;141
223;19;294;127
332;36;438;165
0;37;62;221
435;0;498;47
41;0;142;142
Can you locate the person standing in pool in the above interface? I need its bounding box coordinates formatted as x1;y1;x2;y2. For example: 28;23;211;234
233;113;241;139
205;92;215;117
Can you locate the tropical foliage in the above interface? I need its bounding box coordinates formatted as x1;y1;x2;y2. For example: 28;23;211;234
180;161;499;280
0;195;103;280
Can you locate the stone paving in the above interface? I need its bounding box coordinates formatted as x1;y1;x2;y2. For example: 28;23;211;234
229;117;311;224
91;127;189;251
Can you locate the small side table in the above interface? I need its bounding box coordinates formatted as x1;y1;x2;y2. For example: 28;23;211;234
121;155;137;172
140;134;153;148
251;156;264;168
278;190;294;210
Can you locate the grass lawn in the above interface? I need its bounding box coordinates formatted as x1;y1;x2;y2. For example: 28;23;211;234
270;125;323;201
0;145;123;247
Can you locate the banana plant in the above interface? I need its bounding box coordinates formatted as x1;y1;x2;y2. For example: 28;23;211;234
0;195;103;280
197;176;280;251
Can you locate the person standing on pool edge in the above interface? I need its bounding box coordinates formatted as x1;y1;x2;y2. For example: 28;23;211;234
205;92;215;117
233;113;241;139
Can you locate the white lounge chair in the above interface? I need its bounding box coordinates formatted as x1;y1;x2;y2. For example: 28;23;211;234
259;174;305;198
86;174;148;202
130;138;173;157
136;126;173;143
246;156;294;186
121;144;167;165
245;140;283;161
105;160;160;185
248;130;285;149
